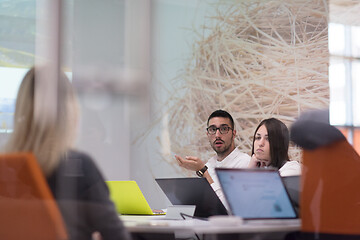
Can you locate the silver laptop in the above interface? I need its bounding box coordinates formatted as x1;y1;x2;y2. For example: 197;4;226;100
215;168;299;225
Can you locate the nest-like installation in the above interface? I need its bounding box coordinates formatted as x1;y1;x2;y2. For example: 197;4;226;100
161;0;329;173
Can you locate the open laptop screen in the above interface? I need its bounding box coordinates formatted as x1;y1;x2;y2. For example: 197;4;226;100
156;177;228;218
216;168;297;220
106;181;164;215
282;175;300;215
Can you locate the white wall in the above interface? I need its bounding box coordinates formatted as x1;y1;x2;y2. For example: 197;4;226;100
72;0;131;181
131;0;217;209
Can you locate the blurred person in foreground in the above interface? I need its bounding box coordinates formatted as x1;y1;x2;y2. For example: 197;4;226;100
4;67;131;240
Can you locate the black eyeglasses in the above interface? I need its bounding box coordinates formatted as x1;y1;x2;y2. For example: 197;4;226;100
207;125;233;135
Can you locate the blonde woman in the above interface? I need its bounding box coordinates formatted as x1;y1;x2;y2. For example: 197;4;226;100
5;67;131;240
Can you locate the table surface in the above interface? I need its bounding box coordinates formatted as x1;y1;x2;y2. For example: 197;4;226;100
120;215;301;234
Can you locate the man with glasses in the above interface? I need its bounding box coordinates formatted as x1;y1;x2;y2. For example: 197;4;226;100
175;109;250;205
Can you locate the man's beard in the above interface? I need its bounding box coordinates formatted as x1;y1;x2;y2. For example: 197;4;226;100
212;143;231;154
211;136;233;155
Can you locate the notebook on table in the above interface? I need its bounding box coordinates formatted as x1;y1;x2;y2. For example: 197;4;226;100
106;181;165;215
215;168;299;225
155;177;228;218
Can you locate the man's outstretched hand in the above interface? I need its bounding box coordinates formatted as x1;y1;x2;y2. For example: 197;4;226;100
175;155;205;171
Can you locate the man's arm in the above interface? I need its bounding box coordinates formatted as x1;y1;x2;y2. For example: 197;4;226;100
175;155;214;184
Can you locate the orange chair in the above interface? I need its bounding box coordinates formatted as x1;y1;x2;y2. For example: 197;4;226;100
291;110;360;239
0;153;68;240
301;139;360;236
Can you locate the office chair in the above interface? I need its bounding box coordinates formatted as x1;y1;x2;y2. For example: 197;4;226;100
0;153;68;240
289;110;360;239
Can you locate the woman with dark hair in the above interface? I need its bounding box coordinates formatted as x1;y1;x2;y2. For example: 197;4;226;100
248;118;301;176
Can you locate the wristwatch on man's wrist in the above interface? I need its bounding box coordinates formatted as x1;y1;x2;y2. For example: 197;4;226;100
196;165;208;177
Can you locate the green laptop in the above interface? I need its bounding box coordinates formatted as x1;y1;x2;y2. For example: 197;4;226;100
106;181;165;215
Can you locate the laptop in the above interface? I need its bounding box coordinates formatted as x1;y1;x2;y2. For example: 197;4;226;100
281;175;300;215
106;181;165;215
155;177;228;218
215;168;299;224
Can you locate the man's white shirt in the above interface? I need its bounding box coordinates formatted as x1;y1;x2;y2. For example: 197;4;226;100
206;147;250;209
